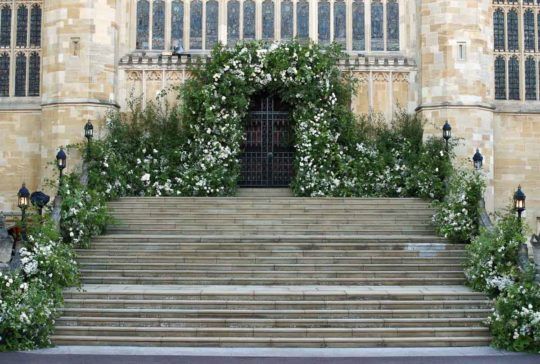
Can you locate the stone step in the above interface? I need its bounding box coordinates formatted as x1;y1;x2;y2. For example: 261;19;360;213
236;188;294;197
106;229;437;236
113;217;434;224
109;225;435;233
109;197;430;204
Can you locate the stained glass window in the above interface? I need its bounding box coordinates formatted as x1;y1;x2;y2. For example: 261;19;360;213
0;53;8;96
29;5;41;47
493;9;505;51
387;0;399;51
0;6;11;48
495;56;506;100
281;0;293;41
14;52;25;96
243;0;255;40
508;56;520;100
334;0;346;46
190;0;202;49
171;0;183;50
227;0;240;45
524;10;535;51
262;0;274;40
28;51;39;96
525;57;536;100
297;0;309;40
352;0;365;51
507;9;518;52
206;0;218;49
136;0;150;49
318;0;330;44
16;5;27;47
152;0;165;49
371;0;383;51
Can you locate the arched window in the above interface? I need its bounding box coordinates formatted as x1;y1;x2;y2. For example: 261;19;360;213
371;0;383;51
152;0;165;49
14;52;25;96
352;0;365;51
386;0;399;51
297;0;309;40
16;5;27;47
29;5;41;47
205;0;218;49
495;56;506;100
136;0;149;49
318;0;330;44
262;0;274;40
493;8;505;51
525;57;536;100
0;6;11;48
0;53;9;96
190;0;202;49
281;0;293;40
334;0;346;46
524;10;535;51
171;0;184;50
28;51;39;96
508;56;520;100
507;9;518;52
243;0;255;40
227;0;240;45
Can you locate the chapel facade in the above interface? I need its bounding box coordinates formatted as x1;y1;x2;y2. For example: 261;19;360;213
0;0;539;231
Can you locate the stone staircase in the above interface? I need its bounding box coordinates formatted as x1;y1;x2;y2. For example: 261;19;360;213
52;191;491;347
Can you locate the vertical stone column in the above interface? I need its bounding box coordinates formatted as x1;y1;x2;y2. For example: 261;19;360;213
417;0;495;211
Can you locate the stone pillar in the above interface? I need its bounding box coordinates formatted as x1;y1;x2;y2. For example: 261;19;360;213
417;0;495;211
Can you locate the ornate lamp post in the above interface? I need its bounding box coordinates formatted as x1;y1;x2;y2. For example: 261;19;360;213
84;120;93;158
513;185;526;223
30;191;50;217
442;121;452;151
473;149;483;170
56;147;67;185
17;183;30;241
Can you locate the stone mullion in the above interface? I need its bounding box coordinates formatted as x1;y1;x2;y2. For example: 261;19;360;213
505;55;509;100
365;0;371;51
165;0;172;51
382;0;386;51
184;0;190;51
292;0;297;37
309;0;317;42
519;4;526;101
149;0;154;50
9;1;15;97
275;0;280;41
504;8;508;52
239;0;244;40
255;0;261;40
202;0;206;50
345;0;352;51
329;0;334;44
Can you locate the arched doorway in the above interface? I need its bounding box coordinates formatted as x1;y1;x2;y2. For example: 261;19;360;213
239;92;294;187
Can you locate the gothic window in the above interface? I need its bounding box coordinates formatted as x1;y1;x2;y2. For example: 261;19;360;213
0;53;8;96
281;0;293;41
493;8;505;51
334;0;346;46
0;6;11;48
508;56;520;100
524;9;535;51
507;9;518;51
386;0;399;51
190;0;202;49
205;0;218;49
371;0;383;51
14;52;25;96
297;0;309;40
136;0;150;49
171;0;183;50
525;57;536;100
30;5;41;47
495;56;506;100
243;0;255;40
152;0;165;49
262;0;274;40
318;0;330;44
227;0;240;45
538;13;540;51
28;51;39;96
352;0;365;51
16;5;27;47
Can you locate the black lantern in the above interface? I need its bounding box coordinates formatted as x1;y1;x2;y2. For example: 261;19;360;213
84;120;94;141
442;121;452;149
30;191;50;217
17;183;30;241
56;147;67;172
513;185;526;221
473;149;484;170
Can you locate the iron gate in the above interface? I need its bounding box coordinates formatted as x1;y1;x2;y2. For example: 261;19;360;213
239;94;294;187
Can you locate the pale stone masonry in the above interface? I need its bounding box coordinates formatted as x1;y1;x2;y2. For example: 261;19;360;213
0;0;539;234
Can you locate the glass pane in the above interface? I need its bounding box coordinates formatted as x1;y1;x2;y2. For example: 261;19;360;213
524;10;535;52
28;52;39;96
136;0;150;49
227;0;240;45
494;57;506;100
318;0;330;44
281;0;293;40
297;0;309;40
171;0;184;50
243;0;255;40
0;6;11;48
494;9;505;51
152;0;165;49
16;5;28;47
334;0;346;46
15;53;26;96
0;53;9;96
352;0;364;51
526;57;536;100
371;0;383;51
386;0;399;51
206;0;218;49
262;0;274;40
508;57;520;100
507;9;518;52
190;0;202;49
30;5;41;47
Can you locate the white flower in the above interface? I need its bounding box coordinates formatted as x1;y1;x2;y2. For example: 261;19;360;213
141;173;151;182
